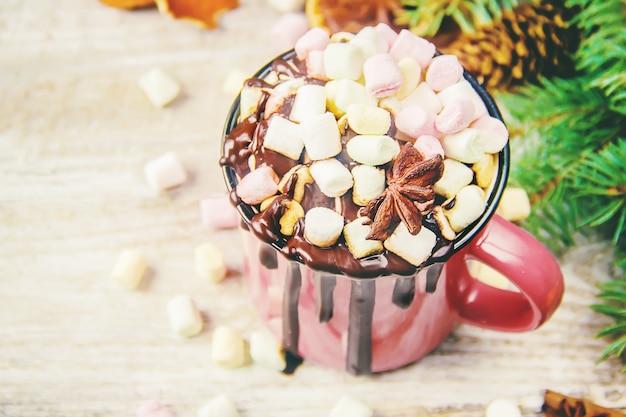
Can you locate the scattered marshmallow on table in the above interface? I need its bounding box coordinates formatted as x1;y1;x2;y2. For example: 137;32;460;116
270;13;309;51
363;53;403;98
138;67;181;108
144;151;188;193
329;396;373;417
222;68;249;96
304;207;345;247
200;196;240;230
485;399;522;417
211;325;248;368
195;243;227;284
249;330;286;372
111;249;147;290
197;394;240;417
496;186;532;222
236;165;280;205
266;0;305;14
136;400;174;417
167;294;204;338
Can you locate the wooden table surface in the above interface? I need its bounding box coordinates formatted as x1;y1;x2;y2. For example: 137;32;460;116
1;1;625;416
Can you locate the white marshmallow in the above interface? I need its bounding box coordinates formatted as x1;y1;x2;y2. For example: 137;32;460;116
195;243;227;284
440;128;487;164
309;158;354;198
236;165;280;205
239;86;264;121
395;57;421;99
351;165;386;206
346;135;400;166
267;0;305;14
378;96;402;115
249;331;286;372
300;112;342;160
263;115;304;160
138;67;181;108
350;26;389;58
496;186;531;222
384;223;437;267
434;158;475;198
222;68;249;96
167;295;204;338
290;84;327;122
329;396;373;417
110;249;147;290
399;82;442;114
485;399;522;417
443;185;486;232
198;394;240;417
470;114;509;154
438;80;488;121
211;326;248;368
323;42;365;81
144;151;188;193
343;217;384;258
304;207;345;247
326;79;378;117
346;104;391;135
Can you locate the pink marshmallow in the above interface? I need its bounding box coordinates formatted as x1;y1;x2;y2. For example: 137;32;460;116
435;98;474;134
236;166;280;205
395;106;440;139
306;50;327;80
200;195;241;230
270;13;310;51
389;29;436;69
295;27;330;60
375;23;399;49
470;114;509;153
425;54;464;91
363;53;403;98
136;400;173;417
414;135;445;159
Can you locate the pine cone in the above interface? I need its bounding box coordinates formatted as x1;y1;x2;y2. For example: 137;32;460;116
440;0;581;90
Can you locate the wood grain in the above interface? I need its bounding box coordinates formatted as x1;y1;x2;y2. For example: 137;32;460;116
1;1;625;416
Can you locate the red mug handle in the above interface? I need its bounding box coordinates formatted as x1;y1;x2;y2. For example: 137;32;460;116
446;214;564;331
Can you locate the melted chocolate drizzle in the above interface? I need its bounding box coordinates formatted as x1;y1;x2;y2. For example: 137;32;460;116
315;273;336;323
392;276;416;309
282;261;302;356
346;279;376;374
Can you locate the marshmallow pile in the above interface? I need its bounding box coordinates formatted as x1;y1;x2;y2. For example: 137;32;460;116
232;24;508;269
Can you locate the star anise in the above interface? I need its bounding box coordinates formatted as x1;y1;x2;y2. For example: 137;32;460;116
362;143;444;241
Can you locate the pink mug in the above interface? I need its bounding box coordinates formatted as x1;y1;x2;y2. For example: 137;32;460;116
221;53;564;374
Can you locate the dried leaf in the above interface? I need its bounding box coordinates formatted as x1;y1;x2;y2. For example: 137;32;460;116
99;0;154;10
543;390;626;417
155;0;239;29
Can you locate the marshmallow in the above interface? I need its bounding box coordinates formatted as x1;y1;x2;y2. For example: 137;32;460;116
425;54;464;91
438;80;488;121
137;400;174;417
222;68;249;96
323;42;366;80
496;186;531;222
249;331;286;372
198;394;240;417
167;295;204;338
300;112;342;160
384;223;437;267
470;114;509;154
305;50;327;80
432;206;457;241
434;158;475;198
304;207;345;247
236;166;280;205
440;128;487;164
195;243;227;284
239;86;264;121
279;199;304;236
263;115;304;160
435;98;475;134
395;57;421;99
290;84;327;122
414;135;444;158
138;67;181;108
346;135;400;166
363;53;403;98
295;27;330;60
346;104;391;135
350;26;389;58
263;90;293;119
200;196;240;230
343;217;384;258
329;396;373;417
472;153;498;189
375;23;399;49
329;32;355;43
111;249;148;290
267;0;306;14
378;96;402;115
485;399;522;417
395;106;439;139
389;29;436;69
309;158;354;197
443;185;486;232
211;326;248;368
399;82;442;114
270;13;310;51
144;151;188;193
326;78;378;117
351;164;386;206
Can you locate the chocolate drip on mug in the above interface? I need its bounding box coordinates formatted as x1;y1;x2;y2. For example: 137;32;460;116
346;279;376;375
314;273;336;323
426;263;445;293
282;261;302;356
258;244;278;270
392;276;416;309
